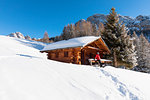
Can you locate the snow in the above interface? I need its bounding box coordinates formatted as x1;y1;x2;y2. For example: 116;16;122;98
0;35;150;100
129;27;140;31
7;32;25;39
42;36;100;51
88;58;112;62
134;20;141;24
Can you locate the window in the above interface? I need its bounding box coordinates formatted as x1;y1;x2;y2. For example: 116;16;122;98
55;52;59;58
64;51;68;57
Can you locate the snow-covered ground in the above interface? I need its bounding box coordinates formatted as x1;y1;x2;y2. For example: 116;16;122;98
0;35;150;100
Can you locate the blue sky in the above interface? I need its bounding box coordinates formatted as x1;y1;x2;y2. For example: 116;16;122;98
0;0;150;38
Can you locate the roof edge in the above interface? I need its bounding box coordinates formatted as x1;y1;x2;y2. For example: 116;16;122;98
40;46;82;52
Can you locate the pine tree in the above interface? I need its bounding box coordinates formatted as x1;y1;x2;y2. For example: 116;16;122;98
132;31;140;65
80;20;90;36
102;8;137;68
148;43;150;68
69;24;76;38
43;31;49;39
62;26;68;40
75;22;80;37
42;31;50;43
61;21;94;40
66;24;72;39
138;34;150;68
132;32;150;73
92;24;98;36
98;23;105;36
61;24;76;40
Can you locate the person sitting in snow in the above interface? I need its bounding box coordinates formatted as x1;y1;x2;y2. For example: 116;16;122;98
95;52;102;67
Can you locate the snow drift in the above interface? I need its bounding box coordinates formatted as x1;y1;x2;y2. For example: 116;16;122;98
0;35;150;100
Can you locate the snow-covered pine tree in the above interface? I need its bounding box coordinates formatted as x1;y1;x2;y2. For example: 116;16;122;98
138;34;150;72
102;8;137;68
139;34;148;67
132;31;140;66
121;32;137;68
132;32;150;73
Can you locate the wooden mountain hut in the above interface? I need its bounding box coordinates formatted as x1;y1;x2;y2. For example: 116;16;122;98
40;36;111;65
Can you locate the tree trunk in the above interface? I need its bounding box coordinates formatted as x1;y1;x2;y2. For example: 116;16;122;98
113;50;117;67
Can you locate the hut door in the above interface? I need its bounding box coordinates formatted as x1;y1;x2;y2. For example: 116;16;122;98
81;49;85;64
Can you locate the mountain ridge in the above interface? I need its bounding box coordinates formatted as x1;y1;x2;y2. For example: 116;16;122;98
86;14;150;42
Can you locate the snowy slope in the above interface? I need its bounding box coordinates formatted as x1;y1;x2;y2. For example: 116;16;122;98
0;35;150;100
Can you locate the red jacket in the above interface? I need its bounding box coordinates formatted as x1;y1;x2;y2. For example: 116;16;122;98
95;54;101;60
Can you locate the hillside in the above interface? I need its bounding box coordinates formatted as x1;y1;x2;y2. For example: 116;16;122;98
0;36;150;100
87;14;150;42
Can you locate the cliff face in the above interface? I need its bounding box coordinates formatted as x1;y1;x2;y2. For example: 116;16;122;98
87;14;150;42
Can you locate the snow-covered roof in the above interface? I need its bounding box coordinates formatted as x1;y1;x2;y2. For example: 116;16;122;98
42;36;100;51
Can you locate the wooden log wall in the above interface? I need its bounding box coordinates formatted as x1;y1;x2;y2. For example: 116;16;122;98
46;47;81;64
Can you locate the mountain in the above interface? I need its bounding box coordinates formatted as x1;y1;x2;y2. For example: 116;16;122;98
8;32;33;41
87;14;150;42
25;35;32;40
8;32;25;39
0;35;150;100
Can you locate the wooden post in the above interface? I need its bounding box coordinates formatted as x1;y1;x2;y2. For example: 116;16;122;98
113;49;117;67
81;49;84;64
84;49;86;64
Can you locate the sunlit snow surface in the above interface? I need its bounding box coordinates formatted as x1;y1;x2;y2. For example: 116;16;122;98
42;36;100;51
0;35;150;100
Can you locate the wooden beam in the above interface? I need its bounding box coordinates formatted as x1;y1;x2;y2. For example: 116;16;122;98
95;41;106;51
95;40;109;52
94;41;101;49
86;46;102;51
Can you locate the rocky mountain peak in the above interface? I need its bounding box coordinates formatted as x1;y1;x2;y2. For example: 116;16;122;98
136;15;150;21
8;32;25;39
86;14;150;42
25;35;32;40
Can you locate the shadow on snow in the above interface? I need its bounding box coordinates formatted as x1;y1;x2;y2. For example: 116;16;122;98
15;39;47;50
